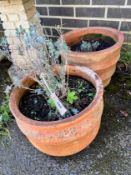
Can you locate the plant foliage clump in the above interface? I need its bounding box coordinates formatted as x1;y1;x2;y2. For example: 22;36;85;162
80;40;100;52
0;23;73;117
120;44;131;65
0;95;11;141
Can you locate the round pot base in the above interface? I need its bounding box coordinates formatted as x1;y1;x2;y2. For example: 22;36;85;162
27;119;101;156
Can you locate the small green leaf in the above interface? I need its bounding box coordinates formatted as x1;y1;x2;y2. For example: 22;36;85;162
67;90;78;104
0;95;10;123
47;98;56;108
88;92;94;97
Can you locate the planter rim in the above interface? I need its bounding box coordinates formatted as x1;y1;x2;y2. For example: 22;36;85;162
9;65;103;127
63;27;124;55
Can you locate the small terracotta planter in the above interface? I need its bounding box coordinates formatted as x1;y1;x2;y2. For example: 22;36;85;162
62;27;124;87
9;65;104;157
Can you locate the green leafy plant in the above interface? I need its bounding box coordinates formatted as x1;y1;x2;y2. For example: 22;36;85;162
120;45;131;65
67;90;78;104
80;40;100;52
0;95;11;141
0;123;9;136
47;98;56;108
0;23;71;118
87;92;95;100
88;92;94;97
77;81;85;93
0;95;10;123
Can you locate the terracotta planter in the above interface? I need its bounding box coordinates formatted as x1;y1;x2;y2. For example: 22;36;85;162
9;65;104;157
62;27;124;87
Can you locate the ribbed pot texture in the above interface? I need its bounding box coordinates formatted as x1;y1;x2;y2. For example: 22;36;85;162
9;65;104;157
62;27;124;87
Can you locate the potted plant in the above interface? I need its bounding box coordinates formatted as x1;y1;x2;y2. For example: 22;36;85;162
0;25;104;156
62;27;124;87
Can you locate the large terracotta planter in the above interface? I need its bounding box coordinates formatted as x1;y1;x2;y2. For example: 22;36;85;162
62;27;124;87
9;65;104;157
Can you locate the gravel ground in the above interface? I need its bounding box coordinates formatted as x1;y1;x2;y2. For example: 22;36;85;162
0;60;131;175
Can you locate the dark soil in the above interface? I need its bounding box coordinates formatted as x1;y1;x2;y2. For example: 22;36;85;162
71;34;116;52
19;76;95;121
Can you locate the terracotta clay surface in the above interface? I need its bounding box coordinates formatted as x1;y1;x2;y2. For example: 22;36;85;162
9;65;104;156
62;27;124;87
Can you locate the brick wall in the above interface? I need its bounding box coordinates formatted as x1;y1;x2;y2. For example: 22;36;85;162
0;0;41;65
0;19;3;31
35;0;131;42
0;14;4;38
